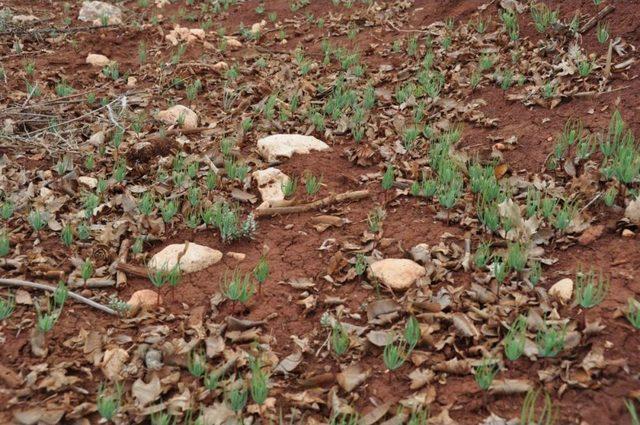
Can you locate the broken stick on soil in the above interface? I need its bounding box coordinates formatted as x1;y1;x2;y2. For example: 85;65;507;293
255;190;371;217
579;5;615;34
0;278;117;315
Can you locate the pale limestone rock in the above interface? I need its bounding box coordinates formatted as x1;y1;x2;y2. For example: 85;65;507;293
549;278;573;303
86;53;111;67
257;134;330;162
253;167;289;208
78;176;98;189
78;1;123;25
224;36;242;49
157;105;198;129
369;258;426;291
625;198;640;225
127;289;162;312
149;242;222;273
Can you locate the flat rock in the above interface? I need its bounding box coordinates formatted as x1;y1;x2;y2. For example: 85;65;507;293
578;225;604;246
369;258;426;291
86;53;111;67
549;278;573;303
625;198;640;225
149;242;222;273
253;167;289;208
257;134;330;162
127;289;162;312
78;1;122;25
157;105;198;129
78;176;98;189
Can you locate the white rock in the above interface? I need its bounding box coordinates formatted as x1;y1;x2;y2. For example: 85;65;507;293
253;167;289;208
224;36;242;49
86;53;111;67
369;258;426;291
257;134;330;162
549;278;573;303
157;105;198;129
78;1;123;25
625;198;640;225
78;176;98;189
88;130;105;146
166;25;206;45
149;242;222;274
12;15;39;24
226;252;246;261
212;61;229;72
127;289;162;312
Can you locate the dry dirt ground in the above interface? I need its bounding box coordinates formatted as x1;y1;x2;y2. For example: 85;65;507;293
1;0;640;424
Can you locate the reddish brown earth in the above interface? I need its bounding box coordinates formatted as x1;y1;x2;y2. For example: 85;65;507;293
1;0;640;424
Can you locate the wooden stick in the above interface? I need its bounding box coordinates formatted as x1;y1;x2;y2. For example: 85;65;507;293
0;24;121;36
0;278;117;315
141;126;215;143
115;262;149;278
116;239;130;288
579;5;615;34
255;190;370;217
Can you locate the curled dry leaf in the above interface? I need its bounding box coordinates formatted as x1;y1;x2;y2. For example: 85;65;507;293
336;364;369;392
274;351;303;375
132;374;162;407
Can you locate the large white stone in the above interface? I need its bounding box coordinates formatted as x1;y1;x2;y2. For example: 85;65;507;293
625;198;640;225
549;278;573;303
369;258;426;291
86;53;111;67
257;134;330;161
157;105;198;129
78;1;123;25
253;167;289;208
149;243;222;274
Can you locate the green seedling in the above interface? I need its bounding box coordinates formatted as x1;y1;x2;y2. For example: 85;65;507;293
507;242;527;273
0;231;10;259
381;164;395;191
404;315;421;350
474;357;499;391
474;241;491;269
536;321;566;357
221;270;255;310
528;260;542;286
530;2;558;32
304;173;322;196
97;382;123;422
282;177;297;198
187;348;207;378
354;253;367;276
626;399;640;425
520;388;557;425
228;385;248;414
249;356;269;405
204;370;219;391
331;321;350;356
504;314;527;361
0;293;15;320
367;206;386;233
383;335;408;371
28;209;45;233
574;267;609;308
596;21;609;44
1;200;14;221
626;298;640;329
53;280;68;308
253;255;269;294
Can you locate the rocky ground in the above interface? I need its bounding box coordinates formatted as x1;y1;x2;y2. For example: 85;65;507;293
1;0;640;424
